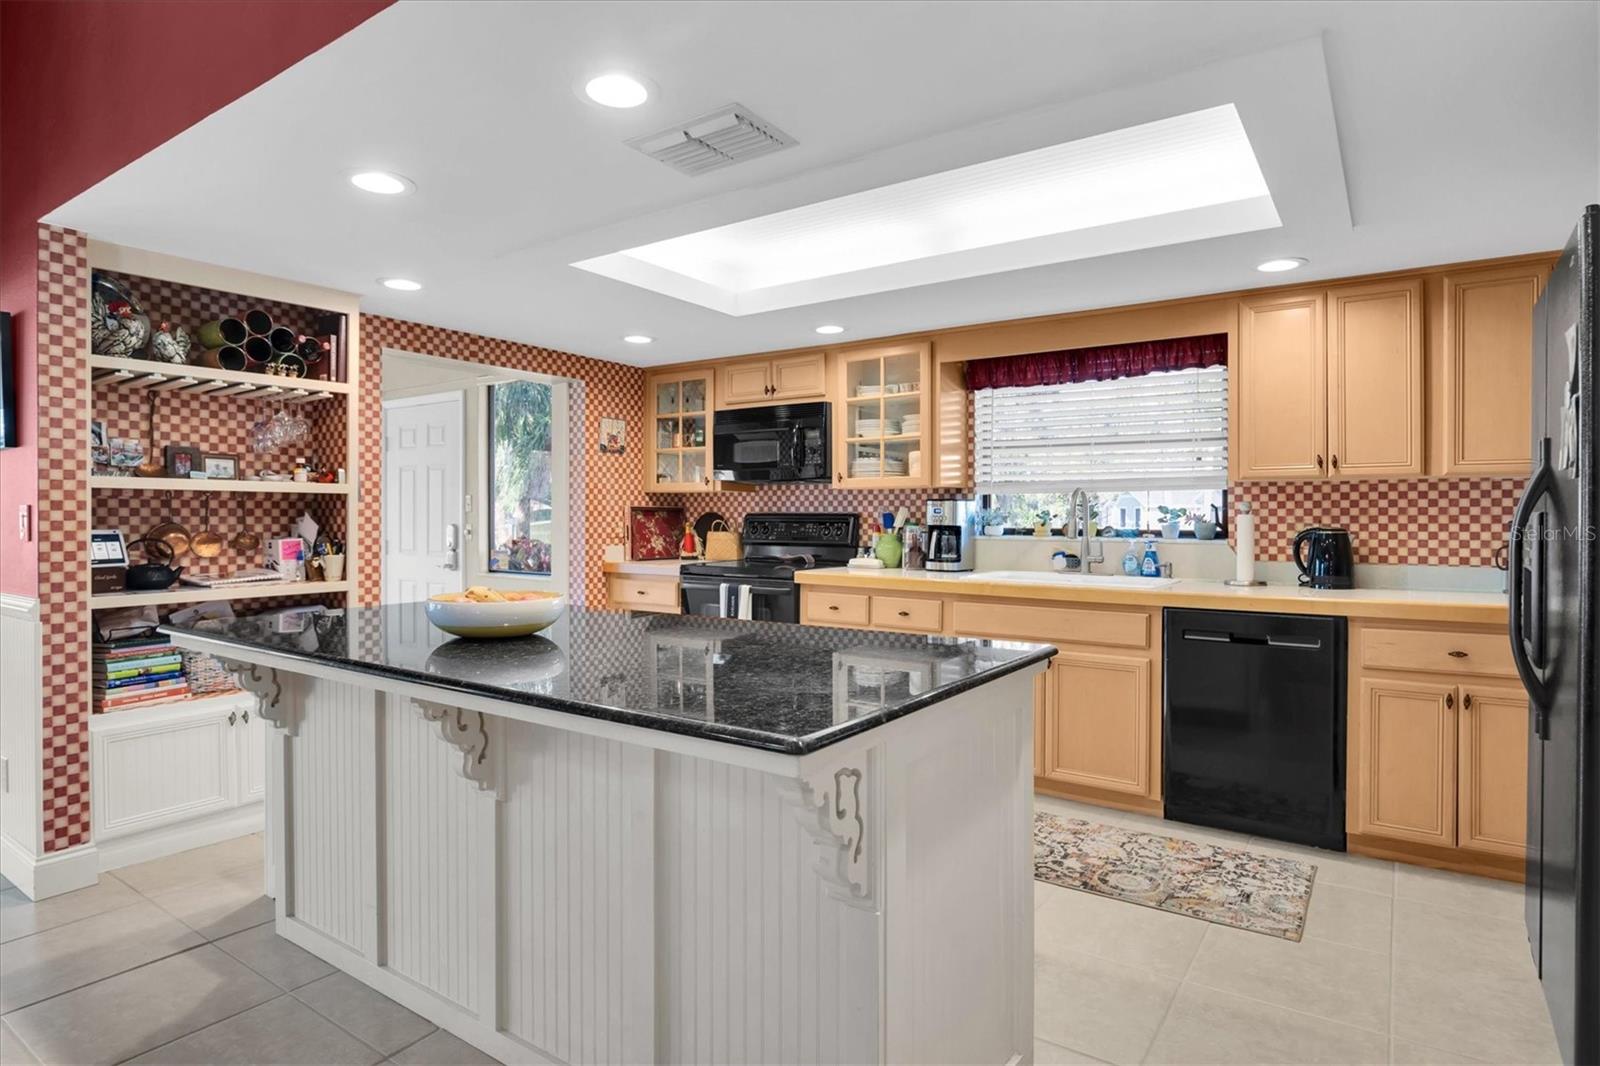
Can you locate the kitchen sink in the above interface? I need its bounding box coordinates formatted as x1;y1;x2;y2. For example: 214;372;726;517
961;570;1178;590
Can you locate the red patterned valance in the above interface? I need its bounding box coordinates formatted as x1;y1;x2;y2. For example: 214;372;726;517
964;333;1228;390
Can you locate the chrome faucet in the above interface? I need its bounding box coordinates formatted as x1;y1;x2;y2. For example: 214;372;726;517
1068;489;1104;574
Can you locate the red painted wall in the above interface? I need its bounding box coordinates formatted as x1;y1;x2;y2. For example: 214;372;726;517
0;0;390;597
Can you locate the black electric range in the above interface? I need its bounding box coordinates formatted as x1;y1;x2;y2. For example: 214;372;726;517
679;513;859;622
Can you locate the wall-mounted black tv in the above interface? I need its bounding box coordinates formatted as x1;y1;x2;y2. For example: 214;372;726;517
0;311;14;448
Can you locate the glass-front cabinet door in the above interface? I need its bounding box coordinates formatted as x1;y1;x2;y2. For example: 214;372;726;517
834;341;933;487
647;369;715;492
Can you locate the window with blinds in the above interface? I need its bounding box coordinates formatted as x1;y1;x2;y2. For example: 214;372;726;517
972;365;1228;493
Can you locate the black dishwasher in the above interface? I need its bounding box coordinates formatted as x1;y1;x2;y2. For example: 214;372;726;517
1163;608;1347;850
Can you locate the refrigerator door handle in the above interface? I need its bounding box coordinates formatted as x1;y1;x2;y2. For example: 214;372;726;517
1508;439;1556;719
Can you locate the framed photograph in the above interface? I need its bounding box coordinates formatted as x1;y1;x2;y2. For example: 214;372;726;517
202;452;239;480
598;417;626;455
163;444;203;479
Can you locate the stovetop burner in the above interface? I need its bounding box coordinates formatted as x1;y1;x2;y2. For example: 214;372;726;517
679;513;860;582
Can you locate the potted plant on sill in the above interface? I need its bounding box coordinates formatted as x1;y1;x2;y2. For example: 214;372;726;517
1033;509;1053;537
977;508;1007;537
1157;505;1189;540
1193;504;1220;541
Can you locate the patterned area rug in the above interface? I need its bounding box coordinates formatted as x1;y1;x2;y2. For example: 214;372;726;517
1034;813;1318;941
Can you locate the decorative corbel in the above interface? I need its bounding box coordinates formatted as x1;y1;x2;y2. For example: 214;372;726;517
413;699;504;801
219;660;296;735
778;761;873;910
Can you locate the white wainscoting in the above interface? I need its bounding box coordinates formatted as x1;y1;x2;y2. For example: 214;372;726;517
262;665;1039;1065
0;594;42;889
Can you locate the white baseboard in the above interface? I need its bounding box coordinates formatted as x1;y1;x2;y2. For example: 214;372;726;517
96;803;264;873
0;834;99;900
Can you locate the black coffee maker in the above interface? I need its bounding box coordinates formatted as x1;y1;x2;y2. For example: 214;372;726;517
1293;526;1355;589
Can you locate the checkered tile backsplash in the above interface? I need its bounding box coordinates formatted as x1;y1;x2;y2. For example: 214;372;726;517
1228;477;1524;566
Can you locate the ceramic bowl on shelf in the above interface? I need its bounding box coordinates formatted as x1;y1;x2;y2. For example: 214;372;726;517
424;588;567;638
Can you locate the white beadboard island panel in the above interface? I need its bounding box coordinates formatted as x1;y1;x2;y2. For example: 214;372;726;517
174;633;1041;1065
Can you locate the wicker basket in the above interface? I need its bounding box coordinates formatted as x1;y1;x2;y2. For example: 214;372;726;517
704;520;741;562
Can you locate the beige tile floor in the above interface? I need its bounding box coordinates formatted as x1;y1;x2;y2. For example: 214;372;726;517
1034;795;1564;1066
0;803;1564;1066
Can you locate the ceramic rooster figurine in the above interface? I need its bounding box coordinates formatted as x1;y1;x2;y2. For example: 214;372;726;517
90;273;151;358
148;321;193;364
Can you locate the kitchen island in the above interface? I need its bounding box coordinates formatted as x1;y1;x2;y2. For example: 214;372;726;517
162;603;1053;1066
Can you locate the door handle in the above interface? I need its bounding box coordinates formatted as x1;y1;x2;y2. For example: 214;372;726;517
1508;438;1556;718
443;523;460;570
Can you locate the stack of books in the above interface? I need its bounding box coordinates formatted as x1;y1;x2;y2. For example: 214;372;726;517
93;635;189;712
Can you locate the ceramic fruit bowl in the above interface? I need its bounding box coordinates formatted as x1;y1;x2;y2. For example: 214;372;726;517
425;587;566;638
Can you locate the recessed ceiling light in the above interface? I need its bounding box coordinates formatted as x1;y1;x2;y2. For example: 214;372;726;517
585;73;650;109
349;171;413;195
1256;257;1307;272
379;277;422;292
815;325;845;335
623;334;653;344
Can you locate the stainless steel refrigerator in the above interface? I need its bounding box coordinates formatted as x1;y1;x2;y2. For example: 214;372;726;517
1514;203;1599;1066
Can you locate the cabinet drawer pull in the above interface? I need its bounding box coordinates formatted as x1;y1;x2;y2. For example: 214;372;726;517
635;589;647;596
1447;650;1468;658
1463;693;1473;710
897;610;910;617
1316;454;1325;469
1331;454;1340;470
828;604;840;611
1445;692;1454;709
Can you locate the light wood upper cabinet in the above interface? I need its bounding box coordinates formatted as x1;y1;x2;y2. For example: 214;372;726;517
1040;650;1152;797
1237;291;1328;479
834;341;934;487
716;351;827;407
1239;280;1428;481
718;362;772;406
1438;265;1546;475
1328;279;1425;477
1458;684;1529;857
645;369;715;492
1355;677;1458;848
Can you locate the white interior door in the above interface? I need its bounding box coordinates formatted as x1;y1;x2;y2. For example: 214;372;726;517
383;393;466;604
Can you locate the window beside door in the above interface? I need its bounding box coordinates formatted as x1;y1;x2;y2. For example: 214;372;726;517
488;380;556;575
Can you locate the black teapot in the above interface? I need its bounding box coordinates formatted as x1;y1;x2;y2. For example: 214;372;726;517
125;538;184;591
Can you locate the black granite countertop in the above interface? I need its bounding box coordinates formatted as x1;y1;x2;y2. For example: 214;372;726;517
161;603;1054;755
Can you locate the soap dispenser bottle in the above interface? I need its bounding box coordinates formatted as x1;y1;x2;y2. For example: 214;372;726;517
1122;541;1141;576
1140;538;1161;578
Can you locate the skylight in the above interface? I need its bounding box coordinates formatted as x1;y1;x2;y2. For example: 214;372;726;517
573;104;1280;316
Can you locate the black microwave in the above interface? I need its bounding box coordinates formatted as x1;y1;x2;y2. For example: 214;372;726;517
713;402;831;483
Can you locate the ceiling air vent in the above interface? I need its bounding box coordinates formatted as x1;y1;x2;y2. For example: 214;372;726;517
628;104;795;176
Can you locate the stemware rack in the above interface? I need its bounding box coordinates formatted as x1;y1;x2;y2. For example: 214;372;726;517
89;354;348;402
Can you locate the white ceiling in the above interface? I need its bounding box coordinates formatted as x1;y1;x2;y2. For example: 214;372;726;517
47;0;1599;367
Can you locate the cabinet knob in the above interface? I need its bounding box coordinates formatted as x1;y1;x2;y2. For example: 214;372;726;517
636;589;647;596
828;604;840;611
241;710;249;723
1331;454;1340;470
1463;693;1473;710
228;711;238;726
1316;454;1325;470
1445;692;1455;709
1447;650;1468;658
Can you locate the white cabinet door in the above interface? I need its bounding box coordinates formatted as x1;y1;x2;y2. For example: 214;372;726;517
91;701;243;841
239;706;267;806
